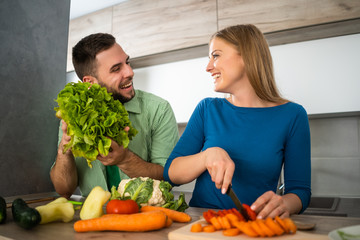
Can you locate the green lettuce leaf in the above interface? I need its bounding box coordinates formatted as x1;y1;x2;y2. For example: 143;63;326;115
54;82;137;167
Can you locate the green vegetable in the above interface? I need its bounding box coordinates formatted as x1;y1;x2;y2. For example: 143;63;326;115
113;177;189;212
12;198;41;229
0;196;6;224
35;197;75;224
54;82;138;167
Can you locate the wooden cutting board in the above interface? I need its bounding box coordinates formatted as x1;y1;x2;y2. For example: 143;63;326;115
168;220;329;240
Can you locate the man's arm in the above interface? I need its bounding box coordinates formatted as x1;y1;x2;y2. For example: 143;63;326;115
50;121;78;198
97;141;165;180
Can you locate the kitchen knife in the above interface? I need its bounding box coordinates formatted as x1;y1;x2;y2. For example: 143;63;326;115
226;185;250;221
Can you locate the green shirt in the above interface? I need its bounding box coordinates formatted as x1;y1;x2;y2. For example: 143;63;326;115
56;90;179;196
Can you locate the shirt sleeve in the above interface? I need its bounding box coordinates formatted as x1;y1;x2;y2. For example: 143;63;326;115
164;99;208;185
149;101;179;167
283;105;312;213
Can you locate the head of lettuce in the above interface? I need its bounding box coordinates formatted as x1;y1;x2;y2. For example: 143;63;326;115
54;81;137;167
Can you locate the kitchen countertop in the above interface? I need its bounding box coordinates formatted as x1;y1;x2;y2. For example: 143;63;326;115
1;193;360;240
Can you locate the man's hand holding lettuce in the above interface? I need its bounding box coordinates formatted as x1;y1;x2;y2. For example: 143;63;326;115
111;177;189;212
54;82;137;167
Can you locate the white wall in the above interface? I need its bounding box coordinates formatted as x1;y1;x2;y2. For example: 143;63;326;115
134;34;360;122
134;57;224;123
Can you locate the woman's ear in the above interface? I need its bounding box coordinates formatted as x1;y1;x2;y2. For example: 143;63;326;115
82;75;98;84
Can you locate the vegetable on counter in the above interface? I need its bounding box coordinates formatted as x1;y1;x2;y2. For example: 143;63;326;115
74;210;168;232
0;196;6;224
141;205;191;223
192;209;297;237
112;177;189;212
80;186;111;220
54;82;137;168
106;199;139;214
12;198;41;229
35;197;74;224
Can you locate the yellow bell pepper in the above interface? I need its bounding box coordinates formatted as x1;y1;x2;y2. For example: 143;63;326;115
35;197;74;224
80;186;111;220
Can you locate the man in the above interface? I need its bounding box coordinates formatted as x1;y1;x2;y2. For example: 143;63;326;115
50;33;179;198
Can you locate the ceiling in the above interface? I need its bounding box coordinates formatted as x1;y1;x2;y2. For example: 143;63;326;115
70;0;127;19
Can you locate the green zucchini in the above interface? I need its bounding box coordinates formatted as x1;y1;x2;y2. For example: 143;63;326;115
0;196;6;224
11;198;41;229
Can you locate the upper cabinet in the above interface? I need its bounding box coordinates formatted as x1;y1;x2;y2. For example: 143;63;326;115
67;0;360;72
217;0;360;32
112;0;217;59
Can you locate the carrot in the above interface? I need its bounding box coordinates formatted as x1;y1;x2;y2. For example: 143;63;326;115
203;225;216;232
275;216;288;233
257;219;275;237
234;221;259;237
265;217;284;235
223;228;240;236
190;223;203;232
165;216;173;227
225;213;239;227
74;211;167;232
210;217;222;230
140;206;191;223
220;216;232;229
283;218;297;234
250;220;267;237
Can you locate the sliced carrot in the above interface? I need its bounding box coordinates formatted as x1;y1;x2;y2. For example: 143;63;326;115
250;220;267;237
265;217;284;236
140;205;191;223
283;218;297;234
210;216;222;230
222;228;240;236
190;223;203;232
219;216;232;229
203;225;216;232
257;219;275;237
234;221;258;237
231;208;245;222
225;213;239;227
74;211;167;232
275;216;288;233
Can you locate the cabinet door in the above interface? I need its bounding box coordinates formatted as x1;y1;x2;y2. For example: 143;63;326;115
218;0;360;32
67;8;113;72
112;0;217;59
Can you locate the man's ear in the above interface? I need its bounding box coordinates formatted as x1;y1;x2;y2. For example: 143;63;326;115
82;75;98;84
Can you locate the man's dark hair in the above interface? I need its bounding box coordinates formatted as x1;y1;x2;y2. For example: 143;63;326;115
72;33;116;80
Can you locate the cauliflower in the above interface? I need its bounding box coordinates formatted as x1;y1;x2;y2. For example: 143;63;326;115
112;177;189;212
117;177;166;206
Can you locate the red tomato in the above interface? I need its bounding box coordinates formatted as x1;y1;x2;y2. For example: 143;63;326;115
106;199;139;214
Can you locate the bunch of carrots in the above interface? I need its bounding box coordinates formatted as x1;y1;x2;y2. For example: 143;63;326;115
191;208;297;237
74;205;192;232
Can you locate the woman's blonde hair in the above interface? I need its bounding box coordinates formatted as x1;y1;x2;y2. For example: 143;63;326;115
211;24;286;103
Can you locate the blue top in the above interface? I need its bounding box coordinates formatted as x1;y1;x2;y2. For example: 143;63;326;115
164;98;311;213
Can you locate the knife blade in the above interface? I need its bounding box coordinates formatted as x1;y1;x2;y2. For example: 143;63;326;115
226;185;250;221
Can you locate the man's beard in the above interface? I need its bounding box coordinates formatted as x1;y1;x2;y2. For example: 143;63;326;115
112;90;135;104
97;79;135;104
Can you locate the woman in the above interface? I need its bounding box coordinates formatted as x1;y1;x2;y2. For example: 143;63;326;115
164;24;311;219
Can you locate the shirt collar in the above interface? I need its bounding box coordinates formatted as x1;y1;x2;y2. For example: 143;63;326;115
123;90;141;114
